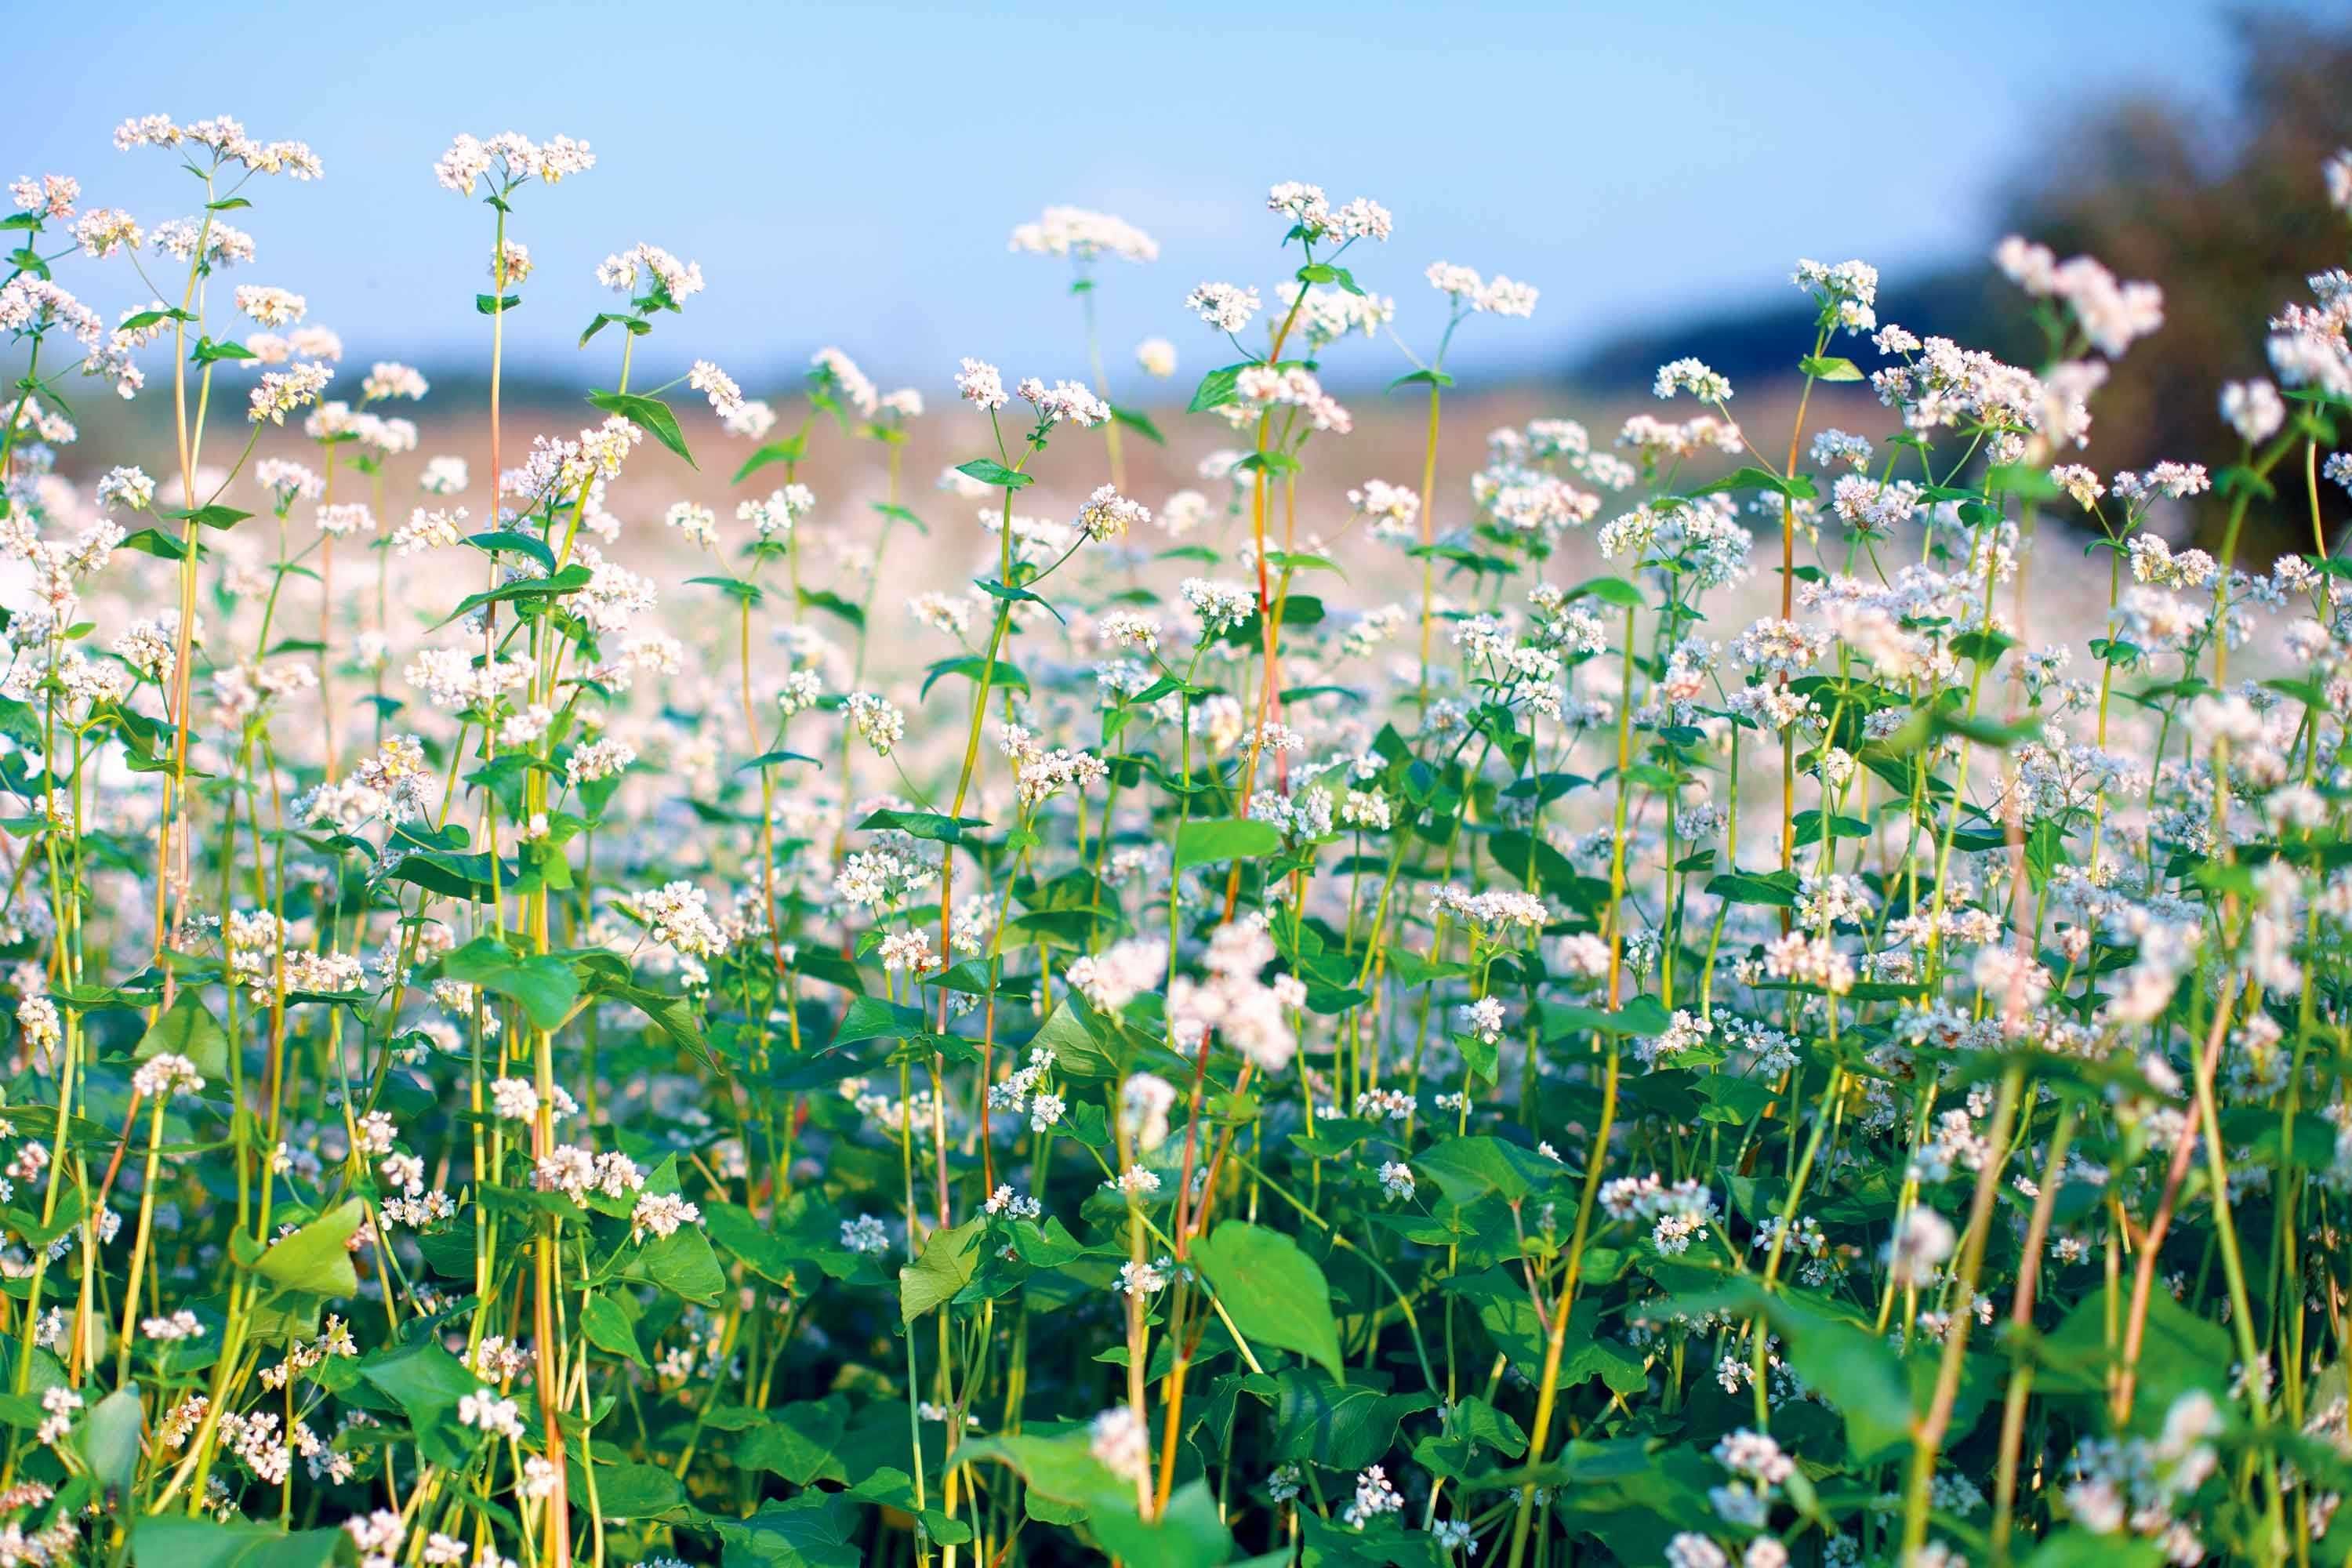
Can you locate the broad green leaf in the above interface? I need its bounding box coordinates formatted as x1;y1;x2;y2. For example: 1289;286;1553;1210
130;1519;354;1568
578;1460;681;1519
738;1396;850;1486
2024;1533;2163;1568
587;389;695;468
1255;1368;1436;1471
463;530;557;572
1683;466;1816;502
733;434;807;483
135;989;228;1080
920;656;1029;701
710;1494;861;1568
358;1339;481;1468
955;457;1031;489
1189;363;1248;413
901;1218;982;1323
78;1385;142;1496
1173;817;1281;871
439;935;579;1032
1192;1221;1343;1379
846;1468;974;1548
952;1430;1232;1568
1706;870;1799;908
578;1293;648;1368
1415;1136;1556;1205
1566;575;1644;609
636;1225;724;1306
738;749;820;772
1109;404;1165;445
855;808;986;844
254;1200;365;1298
1798;353;1864;381
168;503;252;531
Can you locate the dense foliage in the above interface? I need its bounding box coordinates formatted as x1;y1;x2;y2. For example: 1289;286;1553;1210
1;118;2350;1568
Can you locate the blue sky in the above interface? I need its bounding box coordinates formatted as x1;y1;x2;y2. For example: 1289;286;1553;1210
16;1;2309;393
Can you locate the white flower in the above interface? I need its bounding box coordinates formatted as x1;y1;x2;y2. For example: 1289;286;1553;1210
955;358;1007;411
457;1387;523;1440
1185;282;1260;334
1654;358;1733;401
1010;207;1158;263
2220;379;2285;445
1088;1406;1152;1486
1378;1162;1415;1203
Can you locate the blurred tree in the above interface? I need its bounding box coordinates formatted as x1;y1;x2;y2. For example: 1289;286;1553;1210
1571;9;2351;551
2003;7;2352;548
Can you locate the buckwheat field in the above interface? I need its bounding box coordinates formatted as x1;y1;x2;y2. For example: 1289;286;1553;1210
2;113;2351;1568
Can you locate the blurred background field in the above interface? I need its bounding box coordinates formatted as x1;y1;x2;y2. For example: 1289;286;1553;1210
30;4;2351;530
15;3;2352;802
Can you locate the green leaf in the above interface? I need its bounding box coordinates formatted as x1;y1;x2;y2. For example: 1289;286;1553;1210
955;457;1032;490
1189;363;1249;414
901;1218;982;1323
738;1397;850;1486
710;1494;862;1568
358;1339;481;1468
636;1225;725;1306
2024;1533;2162;1568
1109;405;1166;445
1258;1368;1437;1471
1172;817;1281;871
846;1470;973;1546
579;1293;648;1368
1415;1136;1553;1205
1706;870;1798;909
855;808;986;844
737;750;820;772
1702;1283;1912;1459
686;573;764;604
579;310;650;348
1028;996;1125;1081
168;504;252;531
1684;466;1816;502
1566;575;1644;609
1798;354;1864;381
1192;1221;1344;1379
796;586;865;629
78;1385;142;1496
920;657;1029;702
463;530;558;572
580;1460;682;1519
951;1432;1232;1567
130;1519;354;1568
587;389;695;468
732;434;808;484
440;935;579;1032
254;1200;365;1298
475;292;521;315
120;527;193;561
1989;463;2063;503
437;563;593;628
135;989;228;1080
1543;994;1671;1043
2042;1283;2230;1408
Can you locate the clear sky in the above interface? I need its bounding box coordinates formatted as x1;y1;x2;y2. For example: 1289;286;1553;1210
14;1;2307;394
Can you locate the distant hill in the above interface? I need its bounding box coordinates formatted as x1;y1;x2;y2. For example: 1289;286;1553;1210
1566;265;2026;397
